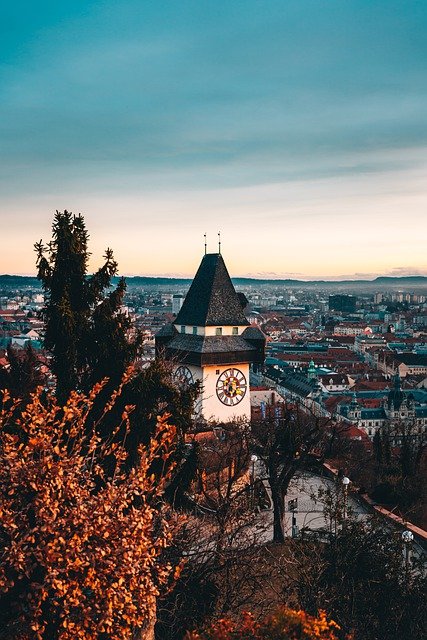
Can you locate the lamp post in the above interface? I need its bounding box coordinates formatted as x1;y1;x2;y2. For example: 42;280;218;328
402;529;414;584
250;454;258;509
342;476;350;521
250;454;258;481
288;498;299;538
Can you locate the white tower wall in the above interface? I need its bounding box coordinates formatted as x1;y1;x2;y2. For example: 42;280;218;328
174;363;251;422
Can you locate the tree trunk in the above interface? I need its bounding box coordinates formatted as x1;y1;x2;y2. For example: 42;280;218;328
271;484;286;542
133;603;157;640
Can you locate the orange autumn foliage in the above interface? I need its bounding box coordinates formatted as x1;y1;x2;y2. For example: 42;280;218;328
186;606;350;640
0;376;180;639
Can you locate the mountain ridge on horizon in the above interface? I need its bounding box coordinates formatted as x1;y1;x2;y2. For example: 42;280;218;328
1;274;427;288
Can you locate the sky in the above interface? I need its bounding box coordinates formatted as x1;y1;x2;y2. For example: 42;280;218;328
1;0;426;279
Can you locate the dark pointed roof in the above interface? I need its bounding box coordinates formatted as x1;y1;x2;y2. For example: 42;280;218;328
175;253;249;327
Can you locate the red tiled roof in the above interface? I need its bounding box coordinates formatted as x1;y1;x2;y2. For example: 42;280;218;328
324;396;347;412
359;398;383;408
0;308;27;314
354;380;390;391
342;424;372;441
250;385;272;391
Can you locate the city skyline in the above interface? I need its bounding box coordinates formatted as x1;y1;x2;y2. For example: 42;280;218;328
1;1;426;278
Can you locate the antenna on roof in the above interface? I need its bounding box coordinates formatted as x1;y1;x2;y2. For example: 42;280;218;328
204;232;207;255
218;231;221;254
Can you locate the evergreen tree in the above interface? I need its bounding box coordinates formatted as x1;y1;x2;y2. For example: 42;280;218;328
35;211;138;402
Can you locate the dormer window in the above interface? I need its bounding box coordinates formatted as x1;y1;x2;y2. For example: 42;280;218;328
215;327;223;336
232;327;238;335
181;325;185;334
192;326;197;335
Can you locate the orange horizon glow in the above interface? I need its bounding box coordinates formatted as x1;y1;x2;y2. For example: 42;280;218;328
2;159;426;280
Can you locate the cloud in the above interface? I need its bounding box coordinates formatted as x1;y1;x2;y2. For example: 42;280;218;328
386;267;427;277
242;271;305;279
1;1;427;189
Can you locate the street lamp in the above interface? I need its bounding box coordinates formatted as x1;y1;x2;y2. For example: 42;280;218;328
250;455;258;509
402;529;414;582
250;454;258;482
402;530;414;543
342;476;350;520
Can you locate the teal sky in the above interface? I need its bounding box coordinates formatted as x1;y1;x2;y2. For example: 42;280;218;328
1;1;426;278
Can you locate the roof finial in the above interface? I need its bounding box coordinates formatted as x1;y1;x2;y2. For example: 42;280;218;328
204;232;207;255
218;231;221;254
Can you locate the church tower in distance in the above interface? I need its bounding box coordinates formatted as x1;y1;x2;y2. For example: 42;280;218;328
155;253;265;422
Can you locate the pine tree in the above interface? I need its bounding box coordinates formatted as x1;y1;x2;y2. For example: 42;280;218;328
35;211;138;403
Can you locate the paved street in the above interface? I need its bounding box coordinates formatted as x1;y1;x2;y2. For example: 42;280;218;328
283;471;367;535
252;466;368;539
252;465;425;564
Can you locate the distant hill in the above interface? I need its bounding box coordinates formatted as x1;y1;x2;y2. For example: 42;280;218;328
372;276;427;284
1;274;426;289
0;275;40;287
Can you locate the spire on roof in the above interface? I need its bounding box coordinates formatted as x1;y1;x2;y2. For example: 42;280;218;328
175;253;249;327
307;359;317;380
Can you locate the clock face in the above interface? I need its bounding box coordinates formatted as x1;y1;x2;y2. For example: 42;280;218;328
174;366;194;389
216;368;247;406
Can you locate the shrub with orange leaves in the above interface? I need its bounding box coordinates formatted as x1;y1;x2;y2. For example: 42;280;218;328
0;377;180;640
186;606;350;640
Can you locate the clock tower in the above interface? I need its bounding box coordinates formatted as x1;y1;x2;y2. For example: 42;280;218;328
156;253;265;422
